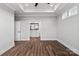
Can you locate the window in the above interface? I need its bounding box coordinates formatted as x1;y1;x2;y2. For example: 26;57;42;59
69;6;77;16
62;12;68;19
30;23;39;30
62;5;78;20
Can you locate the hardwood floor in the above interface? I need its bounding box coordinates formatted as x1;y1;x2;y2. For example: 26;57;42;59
2;40;78;56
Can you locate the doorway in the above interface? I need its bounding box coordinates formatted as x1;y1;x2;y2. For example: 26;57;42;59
30;23;40;41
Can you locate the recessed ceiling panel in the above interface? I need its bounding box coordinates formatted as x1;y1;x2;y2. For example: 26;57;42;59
18;3;60;12
4;3;76;16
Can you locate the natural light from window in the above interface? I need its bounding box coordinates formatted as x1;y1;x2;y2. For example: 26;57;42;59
62;5;78;20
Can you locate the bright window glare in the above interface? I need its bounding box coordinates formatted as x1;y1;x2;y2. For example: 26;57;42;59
62;5;78;20
69;6;77;16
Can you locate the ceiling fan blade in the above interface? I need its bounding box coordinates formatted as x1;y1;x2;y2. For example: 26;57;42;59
35;3;38;7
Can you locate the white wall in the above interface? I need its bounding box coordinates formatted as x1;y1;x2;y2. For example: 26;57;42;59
0;5;14;55
58;12;79;54
15;16;57;41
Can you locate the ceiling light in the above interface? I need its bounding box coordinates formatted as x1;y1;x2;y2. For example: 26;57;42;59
25;4;29;6
50;4;54;7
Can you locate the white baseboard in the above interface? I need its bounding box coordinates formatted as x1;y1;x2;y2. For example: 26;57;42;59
40;38;58;41
15;39;30;41
15;38;58;41
0;42;15;55
58;39;79;55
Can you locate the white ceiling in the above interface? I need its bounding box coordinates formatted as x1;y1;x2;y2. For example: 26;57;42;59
18;3;60;12
0;3;77;16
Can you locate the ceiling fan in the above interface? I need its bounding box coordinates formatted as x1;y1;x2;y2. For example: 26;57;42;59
35;3;38;7
34;3;50;7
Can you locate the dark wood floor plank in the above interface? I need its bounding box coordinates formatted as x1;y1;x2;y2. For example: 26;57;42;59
1;40;78;56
